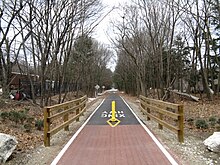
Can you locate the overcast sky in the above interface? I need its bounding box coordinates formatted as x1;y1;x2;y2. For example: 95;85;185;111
93;0;129;71
94;0;128;45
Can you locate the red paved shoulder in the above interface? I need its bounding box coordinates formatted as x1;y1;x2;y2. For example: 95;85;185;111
57;125;175;165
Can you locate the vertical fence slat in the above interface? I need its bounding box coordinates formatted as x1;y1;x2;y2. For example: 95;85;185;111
140;98;145;115
81;100;85;116
158;113;163;130
44;108;50;147
178;105;184;143
76;101;80;122
63;106;69;131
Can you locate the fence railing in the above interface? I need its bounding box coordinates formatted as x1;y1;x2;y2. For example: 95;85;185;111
139;95;184;142
44;95;87;146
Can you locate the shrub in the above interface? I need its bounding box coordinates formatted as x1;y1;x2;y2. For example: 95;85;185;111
1;109;35;133
9;111;21;124
0;112;9;120
5;110;31;125
35;119;44;131
209;117;217;127
217;118;220;125
195;119;208;129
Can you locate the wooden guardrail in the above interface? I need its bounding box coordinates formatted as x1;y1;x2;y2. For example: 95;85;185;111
139;95;184;142
44;95;87;146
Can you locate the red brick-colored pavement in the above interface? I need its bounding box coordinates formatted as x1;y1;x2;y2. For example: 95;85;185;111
55;125;177;165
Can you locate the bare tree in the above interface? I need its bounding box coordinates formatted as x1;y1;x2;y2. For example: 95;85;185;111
22;0;104;106
180;0;214;100
113;0;219;101
0;0;26;98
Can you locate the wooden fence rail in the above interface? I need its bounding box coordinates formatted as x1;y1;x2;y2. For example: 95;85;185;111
139;95;184;142
44;95;87;146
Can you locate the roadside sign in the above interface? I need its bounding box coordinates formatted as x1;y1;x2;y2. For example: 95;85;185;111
95;85;100;90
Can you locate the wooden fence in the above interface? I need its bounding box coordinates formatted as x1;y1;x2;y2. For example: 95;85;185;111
139;95;184;142
44;95;87;146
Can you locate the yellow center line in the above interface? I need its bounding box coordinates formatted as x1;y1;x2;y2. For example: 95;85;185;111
107;101;120;127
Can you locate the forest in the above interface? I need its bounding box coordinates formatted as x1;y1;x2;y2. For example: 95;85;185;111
0;0;220;107
113;0;220;101
0;0;113;107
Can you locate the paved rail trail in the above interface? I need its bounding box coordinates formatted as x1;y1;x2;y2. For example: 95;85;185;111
51;93;179;165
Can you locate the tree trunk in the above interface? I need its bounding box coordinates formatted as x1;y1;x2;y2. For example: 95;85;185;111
198;48;213;100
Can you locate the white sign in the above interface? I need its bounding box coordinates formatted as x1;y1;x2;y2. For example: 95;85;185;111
101;111;125;118
95;85;100;90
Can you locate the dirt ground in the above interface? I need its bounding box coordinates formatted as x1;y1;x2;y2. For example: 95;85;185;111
0;92;220;165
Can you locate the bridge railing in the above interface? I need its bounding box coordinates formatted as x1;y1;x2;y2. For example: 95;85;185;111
139;95;184;142
44;95;87;146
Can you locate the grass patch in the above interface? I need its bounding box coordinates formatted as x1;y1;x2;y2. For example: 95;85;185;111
195;119;208;129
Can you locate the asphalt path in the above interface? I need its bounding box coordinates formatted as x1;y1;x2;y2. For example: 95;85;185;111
51;93;179;165
87;93;139;125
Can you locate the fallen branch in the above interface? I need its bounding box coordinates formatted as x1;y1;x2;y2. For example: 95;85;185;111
169;89;200;102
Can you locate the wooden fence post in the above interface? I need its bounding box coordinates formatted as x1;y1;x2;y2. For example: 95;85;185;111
63;106;69;131
140;102;145;115
158;113;163;130
146;100;151;121
82;99;86;116
178;105;184;143
158;104;163;129
76;102;80;122
44;108;50;147
146;107;151;121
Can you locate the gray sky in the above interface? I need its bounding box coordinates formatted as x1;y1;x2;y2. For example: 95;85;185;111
94;0;128;45
94;0;129;71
